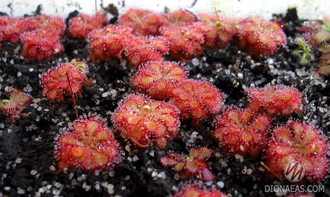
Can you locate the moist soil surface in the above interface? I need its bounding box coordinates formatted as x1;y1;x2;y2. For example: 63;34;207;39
0;8;329;197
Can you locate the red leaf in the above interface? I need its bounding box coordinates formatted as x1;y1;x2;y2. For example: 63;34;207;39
160;158;177;167
201;168;214;181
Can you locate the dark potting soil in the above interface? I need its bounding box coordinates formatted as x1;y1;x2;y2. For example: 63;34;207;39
0;8;329;197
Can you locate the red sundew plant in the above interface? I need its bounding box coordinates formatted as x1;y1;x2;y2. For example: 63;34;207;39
130;61;187;100
238;16;286;56
118;9;167;36
160;147;214;181
131;61;187;100
34;14;66;37
123;36;168;68
67;12;108;40
300;16;330;48
317;53;330;76
265;122;328;183
20;29;63;61
0;15;65;42
160;24;204;62
168;79;222;124
55;115;120;171
0;16;9;45
298;16;330;76
197;13;238;49
172;185;227;197
0;17;28;44
247;85;303;116
0;87;32;120
112;94;180;149
213;108;271;157
164;10;196;26
41;60;87;102
88;25;133;61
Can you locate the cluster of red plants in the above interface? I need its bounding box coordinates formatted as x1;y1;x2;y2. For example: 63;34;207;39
129;61;222;124
88;24;168;67
113;62;223;153
0;9;287;63
211;84;328;184
88;9;286;65
0;16;30;44
117;9;196;36
0;14;65;60
1;9;328;196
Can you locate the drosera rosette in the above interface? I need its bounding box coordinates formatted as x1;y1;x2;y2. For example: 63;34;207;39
55;114;121;171
117;8;166;36
111;94;180;149
246;85;303;117
163;10;197;26
237;16;286;56
123;36;169;68
88;25;133;61
67;11;108;40
160;24;204;62
213;108;271;157
130;61;187;100
300;15;330;49
168;79;222;125
34;14;66;37
0;87;32;121
160;147;214;181
317;53;330;76
40;60;89;102
20;29;63;61
265;122;328;183
0;16;47;43
197;13;239;49
0;16;31;44
0;16;9;47
0;15;62;44
172;183;227;197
